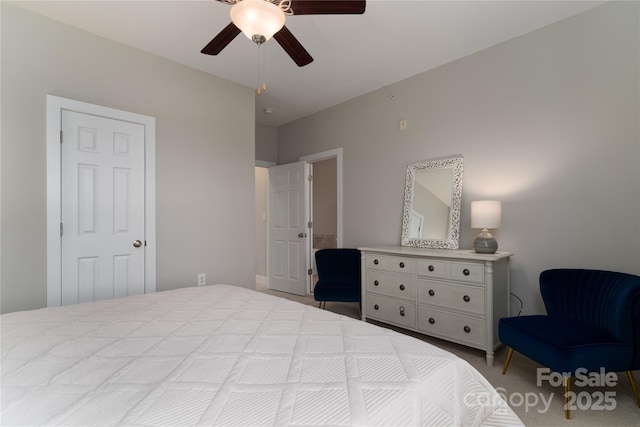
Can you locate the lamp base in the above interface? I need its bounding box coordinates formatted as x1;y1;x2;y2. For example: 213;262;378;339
473;229;498;254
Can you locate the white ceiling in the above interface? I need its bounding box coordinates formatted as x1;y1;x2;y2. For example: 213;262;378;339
13;0;605;127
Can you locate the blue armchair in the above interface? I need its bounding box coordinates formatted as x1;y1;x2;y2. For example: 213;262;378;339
499;269;640;419
313;248;361;313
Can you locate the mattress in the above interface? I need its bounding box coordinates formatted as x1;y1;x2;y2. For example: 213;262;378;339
1;284;523;426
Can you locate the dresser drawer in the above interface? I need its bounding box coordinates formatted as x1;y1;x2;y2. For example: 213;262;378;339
388;256;416;274
365;254;390;271
365;254;416;274
366;271;417;301
417;280;485;315
417;307;485;347
450;261;484;284
417;259;448;279
366;294;416;329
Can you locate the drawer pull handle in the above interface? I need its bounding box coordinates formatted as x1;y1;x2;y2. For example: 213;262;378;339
428;317;435;324
374;259;379;265
399;262;405;268
428;289;435;296
428;265;435;272
374;304;379;310
464;326;471;333
399;284;405;291
463;268;470;276
399;306;405;316
463;295;470;302
374;280;379;286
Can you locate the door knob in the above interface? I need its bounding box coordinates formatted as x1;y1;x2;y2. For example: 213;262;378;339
298;232;307;238
133;240;142;248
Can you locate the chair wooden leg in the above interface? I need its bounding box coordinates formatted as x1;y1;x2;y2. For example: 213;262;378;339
358;303;362;319
318;301;323;309
628;371;640;408
564;376;571;420
502;348;514;375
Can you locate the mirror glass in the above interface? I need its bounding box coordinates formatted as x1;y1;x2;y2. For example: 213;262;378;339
401;155;463;249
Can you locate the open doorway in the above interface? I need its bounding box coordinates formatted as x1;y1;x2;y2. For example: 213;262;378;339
309;158;337;289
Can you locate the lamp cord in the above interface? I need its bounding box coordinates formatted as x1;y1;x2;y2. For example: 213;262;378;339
509;292;523;317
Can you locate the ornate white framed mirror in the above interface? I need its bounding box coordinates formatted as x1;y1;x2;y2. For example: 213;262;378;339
401;154;464;249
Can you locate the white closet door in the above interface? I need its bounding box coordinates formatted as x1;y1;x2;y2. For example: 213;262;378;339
61;110;145;305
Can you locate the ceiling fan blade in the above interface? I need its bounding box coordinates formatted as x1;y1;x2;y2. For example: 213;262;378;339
201;22;241;55
290;0;366;15
273;26;314;67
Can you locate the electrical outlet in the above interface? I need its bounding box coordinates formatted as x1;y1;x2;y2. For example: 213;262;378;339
197;273;206;286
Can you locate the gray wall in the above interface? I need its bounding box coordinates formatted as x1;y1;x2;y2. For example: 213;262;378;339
256;124;278;164
255;167;268;278
277;2;640;315
254;125;276;280
1;5;256;313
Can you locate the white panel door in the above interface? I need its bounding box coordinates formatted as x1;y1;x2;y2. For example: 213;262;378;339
268;161;309;296
61;110;145;305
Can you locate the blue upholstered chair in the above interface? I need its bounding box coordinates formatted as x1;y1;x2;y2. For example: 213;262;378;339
499;269;640;419
313;248;361;314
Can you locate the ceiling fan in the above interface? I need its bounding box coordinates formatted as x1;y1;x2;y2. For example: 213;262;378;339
201;0;366;67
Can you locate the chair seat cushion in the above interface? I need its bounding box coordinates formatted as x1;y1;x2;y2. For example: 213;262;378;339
499;315;633;374
313;278;361;302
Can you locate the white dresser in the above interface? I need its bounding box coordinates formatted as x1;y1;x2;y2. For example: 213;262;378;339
359;246;513;366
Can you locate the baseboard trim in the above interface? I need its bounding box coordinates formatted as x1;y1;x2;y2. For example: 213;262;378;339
256;275;268;287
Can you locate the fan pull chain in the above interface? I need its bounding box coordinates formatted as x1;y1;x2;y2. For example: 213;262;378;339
256;43;267;95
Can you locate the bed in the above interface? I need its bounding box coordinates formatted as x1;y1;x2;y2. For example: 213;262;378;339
1;284;523;426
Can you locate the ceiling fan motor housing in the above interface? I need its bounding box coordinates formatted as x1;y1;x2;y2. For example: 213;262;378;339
230;0;285;43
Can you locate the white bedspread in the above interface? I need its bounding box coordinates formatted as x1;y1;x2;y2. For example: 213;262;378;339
1;285;522;426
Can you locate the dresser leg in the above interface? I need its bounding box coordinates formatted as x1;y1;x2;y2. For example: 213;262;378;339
486;352;494;367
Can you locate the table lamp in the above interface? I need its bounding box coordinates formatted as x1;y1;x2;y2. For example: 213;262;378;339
471;201;501;254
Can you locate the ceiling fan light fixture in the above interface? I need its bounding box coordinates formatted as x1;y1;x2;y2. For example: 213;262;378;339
230;0;285;43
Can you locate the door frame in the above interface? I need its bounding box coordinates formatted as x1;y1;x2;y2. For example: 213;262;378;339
46;95;156;307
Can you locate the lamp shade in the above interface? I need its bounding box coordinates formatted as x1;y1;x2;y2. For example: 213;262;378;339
471;201;502;229
230;0;285;42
